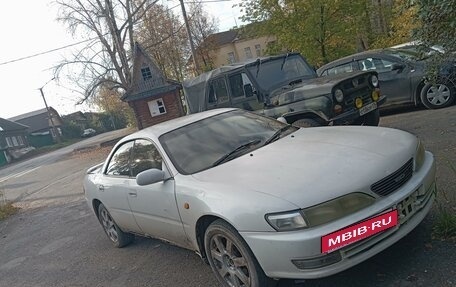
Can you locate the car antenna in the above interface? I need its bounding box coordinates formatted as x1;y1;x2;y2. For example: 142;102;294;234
255;58;262;78
281;53;289;71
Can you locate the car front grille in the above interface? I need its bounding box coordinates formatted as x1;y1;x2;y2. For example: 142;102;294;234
371;158;413;196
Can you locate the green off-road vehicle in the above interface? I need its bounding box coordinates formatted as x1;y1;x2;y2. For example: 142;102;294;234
183;53;385;127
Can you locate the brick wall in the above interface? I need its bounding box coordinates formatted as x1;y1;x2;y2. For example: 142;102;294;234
130;89;185;130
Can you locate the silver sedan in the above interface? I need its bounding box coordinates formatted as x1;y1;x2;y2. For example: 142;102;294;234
83;108;436;287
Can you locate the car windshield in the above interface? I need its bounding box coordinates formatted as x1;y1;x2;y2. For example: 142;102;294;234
246;55;316;91
159;110;297;175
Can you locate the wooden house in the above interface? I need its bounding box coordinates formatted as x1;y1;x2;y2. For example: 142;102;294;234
122;43;185;129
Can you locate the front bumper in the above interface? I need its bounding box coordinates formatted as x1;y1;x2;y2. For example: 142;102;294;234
241;151;435;279
332;96;386;124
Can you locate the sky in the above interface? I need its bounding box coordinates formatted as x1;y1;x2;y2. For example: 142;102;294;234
0;0;244;119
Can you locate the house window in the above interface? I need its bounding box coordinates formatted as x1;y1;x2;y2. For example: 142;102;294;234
244;47;253;59
12;136;19;147
227;52;236;64
255;44;261;57
6;137;12;147
148;98;167;117
141;67;152;81
18;136;24;146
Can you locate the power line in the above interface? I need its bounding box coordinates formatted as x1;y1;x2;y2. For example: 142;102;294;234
0;0;235;67
0;37;99;67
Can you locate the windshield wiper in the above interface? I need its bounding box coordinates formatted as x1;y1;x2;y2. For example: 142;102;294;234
212;139;261;167
263;125;293;146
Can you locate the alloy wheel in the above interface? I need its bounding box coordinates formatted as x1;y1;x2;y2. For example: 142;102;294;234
209;234;251;287
426;84;451;106
100;208;118;243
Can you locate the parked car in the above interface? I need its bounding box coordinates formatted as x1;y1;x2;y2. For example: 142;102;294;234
84;108;436;287
183;53;385;127
81;128;96;137
317;47;456;109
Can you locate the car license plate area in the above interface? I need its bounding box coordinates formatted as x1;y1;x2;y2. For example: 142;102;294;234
321;210;398;253
397;189;418;224
359;102;377;116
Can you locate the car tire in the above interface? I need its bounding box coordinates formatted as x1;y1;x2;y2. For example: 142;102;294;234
204;220;275;287
98;203;134;248
420;82;455;109
292;118;321;128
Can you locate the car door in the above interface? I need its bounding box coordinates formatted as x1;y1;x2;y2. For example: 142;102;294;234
357;57;412;104
227;72;264;111
127;139;189;248
97;141;142;233
206;77;232;110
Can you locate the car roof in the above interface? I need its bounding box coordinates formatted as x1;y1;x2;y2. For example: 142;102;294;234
122;108;237;142
317;49;391;74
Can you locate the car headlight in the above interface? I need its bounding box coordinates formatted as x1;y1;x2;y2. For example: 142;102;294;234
266;210;307;231
369;75;379;87
302;193;375;227
415;139;425;171
334;89;344;103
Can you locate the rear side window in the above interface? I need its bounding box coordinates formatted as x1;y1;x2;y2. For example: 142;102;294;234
130;139;163;177
208;78;229;105
358;58;395;73
106;141;134;176
326;62;355;75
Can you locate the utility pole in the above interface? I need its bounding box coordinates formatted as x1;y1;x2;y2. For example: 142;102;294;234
39;84;61;143
179;0;200;74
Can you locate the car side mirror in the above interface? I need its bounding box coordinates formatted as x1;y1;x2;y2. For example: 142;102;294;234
391;63;406;73
136;169;165;186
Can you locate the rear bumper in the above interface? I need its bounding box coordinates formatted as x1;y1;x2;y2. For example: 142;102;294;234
241;151;435;279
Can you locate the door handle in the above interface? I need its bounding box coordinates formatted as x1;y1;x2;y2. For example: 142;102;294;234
98;185;104;191
128;191;137;197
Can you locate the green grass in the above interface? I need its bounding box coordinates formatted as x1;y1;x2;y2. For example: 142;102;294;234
432;159;456;240
0;202;19;221
433;210;456;240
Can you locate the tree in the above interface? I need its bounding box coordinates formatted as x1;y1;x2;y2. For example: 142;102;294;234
90;79;136;128
188;1;219;71
136;4;188;81
368;0;418;49
415;0;456;59
238;0;368;66
55;0;158;102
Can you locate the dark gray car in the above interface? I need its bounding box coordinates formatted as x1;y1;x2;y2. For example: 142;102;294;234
317;48;456;109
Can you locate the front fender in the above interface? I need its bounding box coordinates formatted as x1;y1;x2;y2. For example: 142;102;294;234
173;175;299;251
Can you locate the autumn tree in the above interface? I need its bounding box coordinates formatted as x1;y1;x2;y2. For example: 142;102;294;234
136;4;188;81
188;1;219;71
239;0;371;65
415;0;456;58
55;0;158;102
90;79;136;128
368;0;419;48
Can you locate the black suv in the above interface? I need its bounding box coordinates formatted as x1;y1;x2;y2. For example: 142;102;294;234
183;53;385;127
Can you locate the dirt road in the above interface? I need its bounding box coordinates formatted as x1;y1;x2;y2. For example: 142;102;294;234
0;107;455;287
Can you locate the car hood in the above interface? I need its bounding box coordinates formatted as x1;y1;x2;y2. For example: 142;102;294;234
269;71;368;99
192;126;417;208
